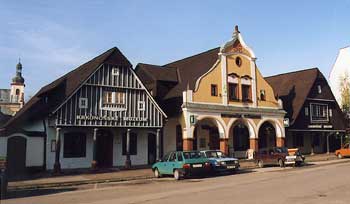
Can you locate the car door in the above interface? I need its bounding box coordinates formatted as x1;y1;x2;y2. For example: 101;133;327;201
165;152;177;174
157;153;170;174
344;144;350;156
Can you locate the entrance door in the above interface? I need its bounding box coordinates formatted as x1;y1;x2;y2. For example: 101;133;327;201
96;130;114;168
7;136;27;179
148;133;157;164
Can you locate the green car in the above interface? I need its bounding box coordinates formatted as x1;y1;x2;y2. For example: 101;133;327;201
152;151;211;180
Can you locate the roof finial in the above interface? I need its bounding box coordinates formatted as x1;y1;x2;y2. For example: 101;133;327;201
235;25;240;33
232;25;240;38
19;57;21;63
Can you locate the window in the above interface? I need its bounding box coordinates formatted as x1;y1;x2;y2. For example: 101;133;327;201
79;98;88;109
235;57;242;67
15;89;20;95
177;152;183;161
103;91;125;105
229;83;238;101
242;85;251;102
122;132;137;155
162;153;170;161
329;109;333;117
211;84;218;96
260;90;266;101
63;132;86;158
305;107;309;116
168;153;176;162
310;103;329;122
112;67;119;76
317;85;322;94
138;101;145;111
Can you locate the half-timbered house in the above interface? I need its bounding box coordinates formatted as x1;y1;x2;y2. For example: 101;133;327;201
0;47;166;176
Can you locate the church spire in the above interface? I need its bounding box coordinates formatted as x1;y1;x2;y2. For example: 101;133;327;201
12;58;25;84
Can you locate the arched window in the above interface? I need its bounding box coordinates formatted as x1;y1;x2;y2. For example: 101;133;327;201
15;89;20;95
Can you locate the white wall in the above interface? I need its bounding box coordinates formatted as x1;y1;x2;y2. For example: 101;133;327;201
329;47;350;107
114;129;150;166
163;117;177;153
46;127;93;170
1;134;44;167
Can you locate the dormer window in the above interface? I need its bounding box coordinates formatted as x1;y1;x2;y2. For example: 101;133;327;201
228;74;239;101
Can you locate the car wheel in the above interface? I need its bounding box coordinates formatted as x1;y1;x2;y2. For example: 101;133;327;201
278;159;285;168
154;168;161;178
174;169;181;180
338;153;343;159
258;160;264;168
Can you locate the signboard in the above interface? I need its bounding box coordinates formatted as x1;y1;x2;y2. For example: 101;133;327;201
307;124;333;129
76;115;148;122
283;118;289;127
221;114;261;119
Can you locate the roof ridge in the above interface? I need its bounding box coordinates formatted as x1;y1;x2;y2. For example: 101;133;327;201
265;67;319;79
163;47;220;67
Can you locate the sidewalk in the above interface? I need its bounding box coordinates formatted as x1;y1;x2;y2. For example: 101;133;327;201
7;153;342;191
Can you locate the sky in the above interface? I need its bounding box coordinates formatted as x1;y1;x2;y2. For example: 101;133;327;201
1;0;350;99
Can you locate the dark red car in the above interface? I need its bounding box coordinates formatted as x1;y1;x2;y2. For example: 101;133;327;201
255;147;288;168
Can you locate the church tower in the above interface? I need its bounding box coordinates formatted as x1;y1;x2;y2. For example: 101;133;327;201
10;60;25;107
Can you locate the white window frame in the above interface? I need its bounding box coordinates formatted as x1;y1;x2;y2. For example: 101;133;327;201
310;103;329;123
317;85;322;94
329;108;333;117
112;67;119;76
79;97;88;109
138;101;145;111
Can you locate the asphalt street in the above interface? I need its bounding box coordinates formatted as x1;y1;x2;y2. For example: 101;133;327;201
3;161;350;204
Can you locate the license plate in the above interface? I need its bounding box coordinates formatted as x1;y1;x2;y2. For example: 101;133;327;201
227;166;235;169
192;164;202;168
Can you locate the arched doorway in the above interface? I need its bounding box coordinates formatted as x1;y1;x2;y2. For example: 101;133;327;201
7;136;27;179
229;121;250;158
258;122;276;149
96;129;114;168
193;118;220;151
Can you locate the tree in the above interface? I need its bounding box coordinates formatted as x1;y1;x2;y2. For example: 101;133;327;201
339;72;350;112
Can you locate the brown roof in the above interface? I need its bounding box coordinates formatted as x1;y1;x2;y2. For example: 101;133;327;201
136;47;220;100
136;63;178;83
1;47;131;131
163;47;220;99
265;68;319;124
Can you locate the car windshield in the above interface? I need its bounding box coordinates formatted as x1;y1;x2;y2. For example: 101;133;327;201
275;147;288;153
204;151;226;158
183;151;203;159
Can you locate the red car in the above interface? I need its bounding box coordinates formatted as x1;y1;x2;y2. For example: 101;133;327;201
255;147;288;168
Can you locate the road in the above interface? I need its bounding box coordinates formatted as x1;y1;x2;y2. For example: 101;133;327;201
3;161;350;204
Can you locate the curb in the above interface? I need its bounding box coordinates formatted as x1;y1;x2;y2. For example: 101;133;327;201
8;175;154;191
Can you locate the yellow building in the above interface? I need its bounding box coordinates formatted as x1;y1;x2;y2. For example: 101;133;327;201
136;26;286;158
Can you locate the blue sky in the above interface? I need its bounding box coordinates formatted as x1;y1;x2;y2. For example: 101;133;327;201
1;0;350;98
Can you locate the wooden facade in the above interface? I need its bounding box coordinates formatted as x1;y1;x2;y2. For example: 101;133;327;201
53;64;165;128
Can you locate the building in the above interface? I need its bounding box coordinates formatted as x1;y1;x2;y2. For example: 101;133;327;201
0;61;25;115
329;46;350;109
266;68;346;154
0;47;166;178
136;26;286;159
